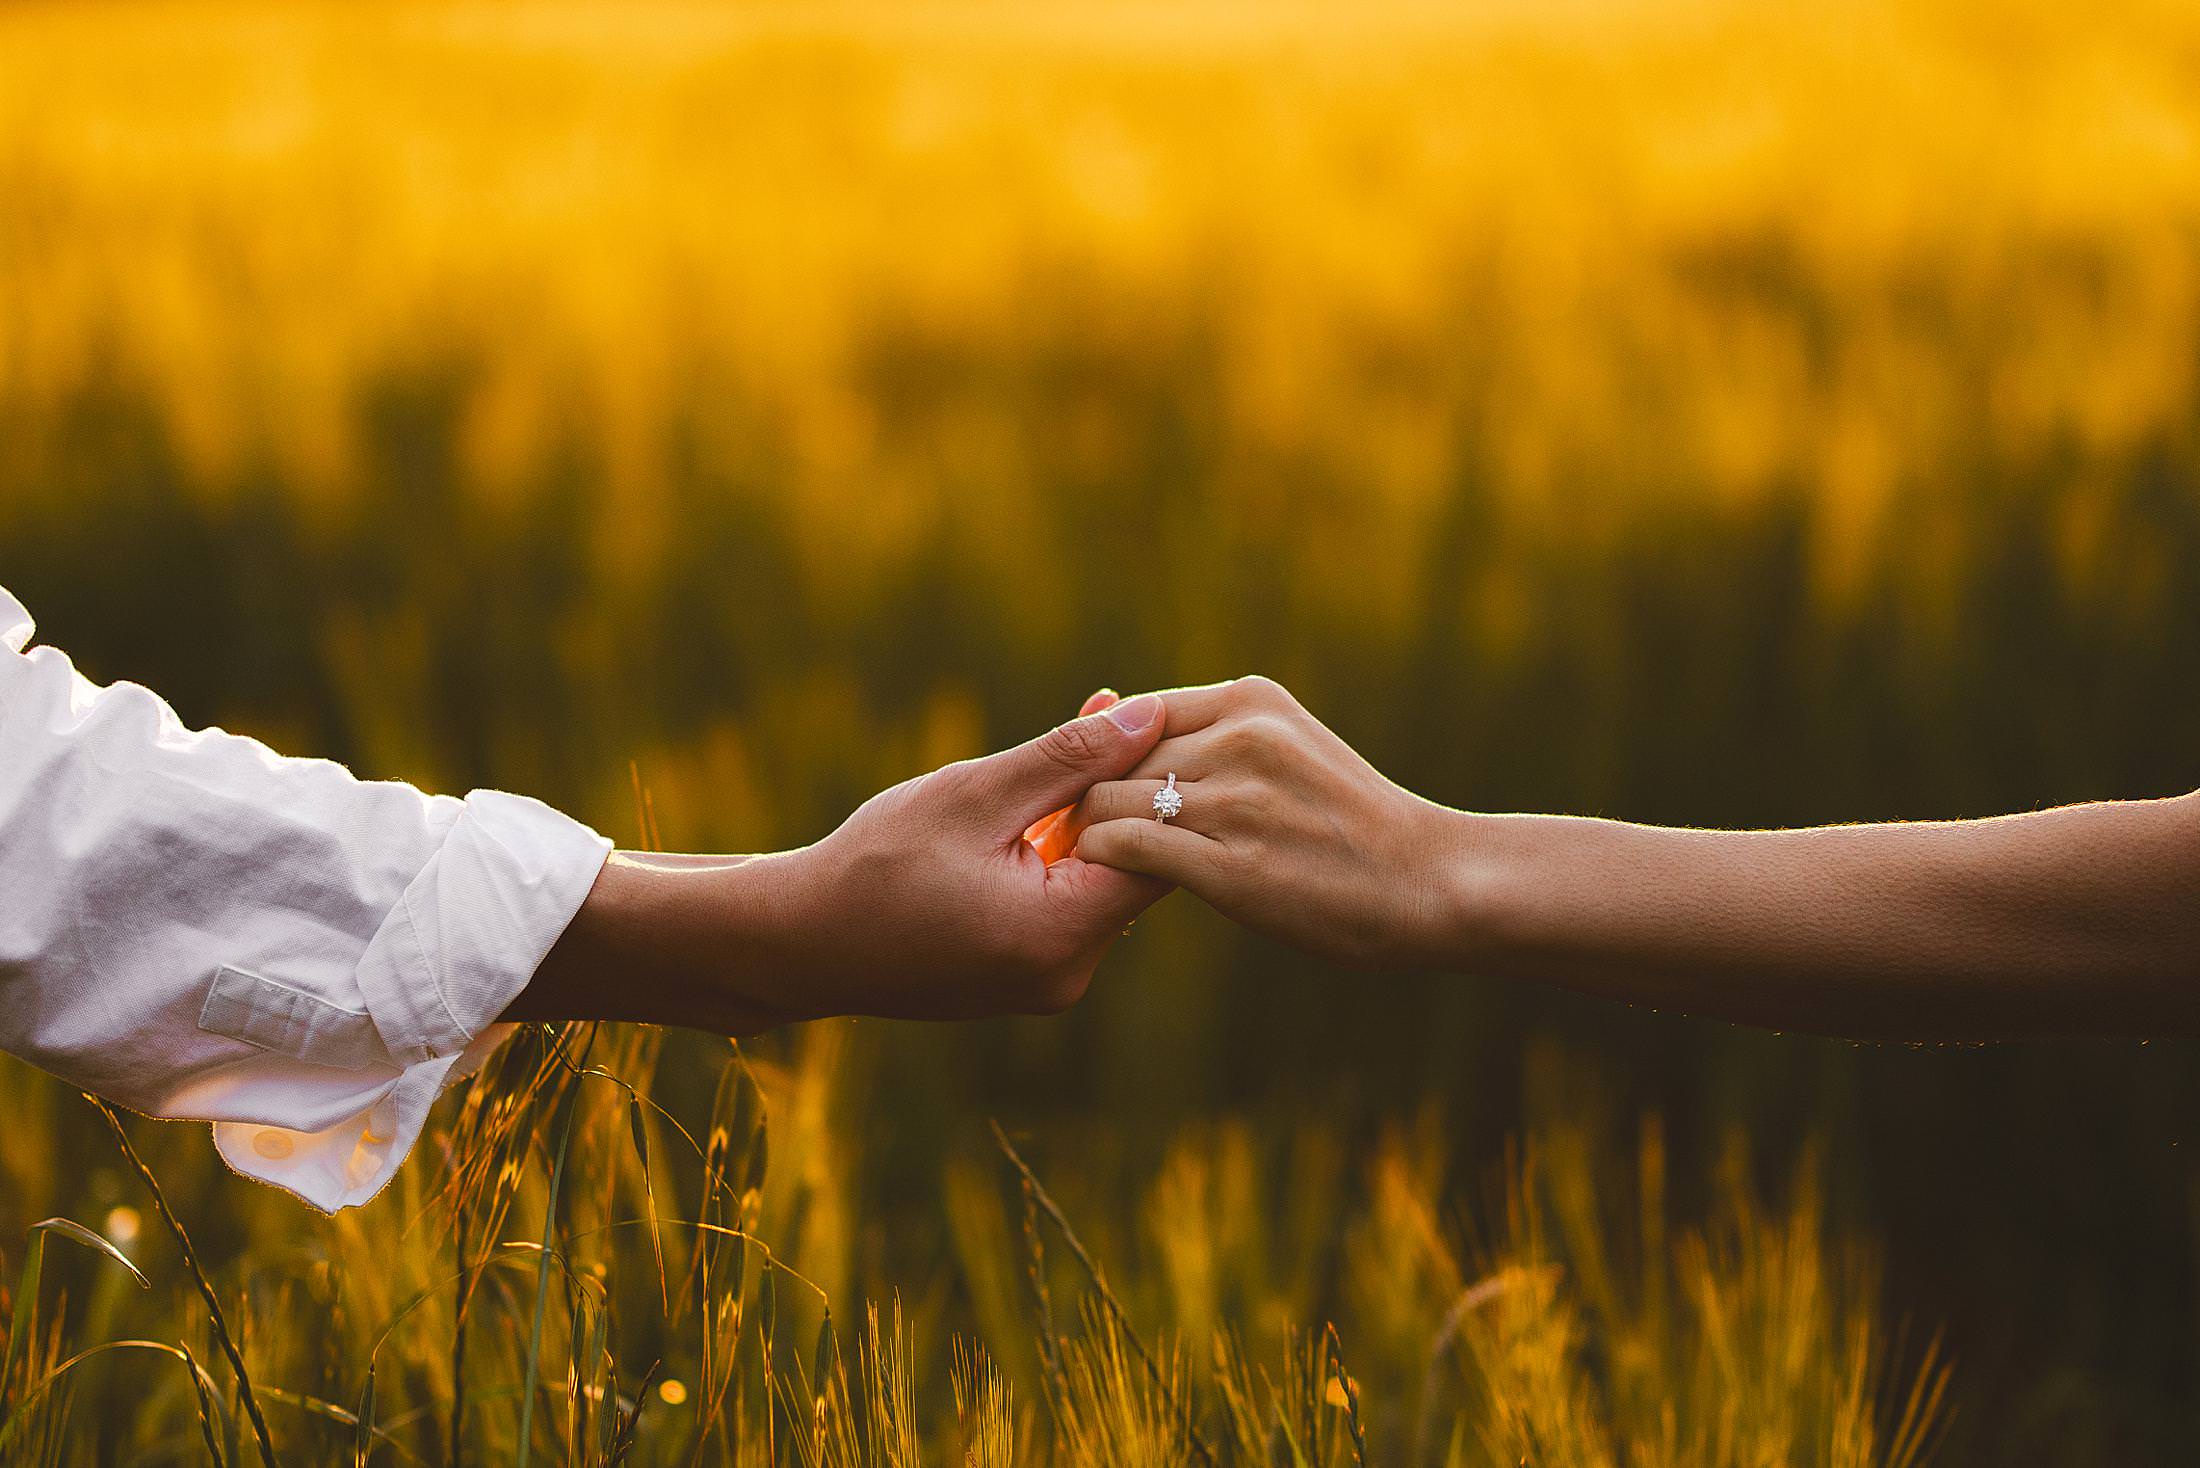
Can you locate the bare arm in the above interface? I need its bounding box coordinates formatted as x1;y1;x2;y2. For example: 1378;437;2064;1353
508;852;805;1034
1448;801;2200;1039
1069;678;2200;1040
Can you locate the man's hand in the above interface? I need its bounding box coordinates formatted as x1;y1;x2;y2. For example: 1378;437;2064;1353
514;693;1172;1031
769;691;1170;1019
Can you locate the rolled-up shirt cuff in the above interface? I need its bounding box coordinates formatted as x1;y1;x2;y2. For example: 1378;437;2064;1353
210;790;611;1212
353;789;614;1066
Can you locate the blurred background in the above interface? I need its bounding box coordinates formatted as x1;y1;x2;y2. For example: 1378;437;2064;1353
3;0;2200;1459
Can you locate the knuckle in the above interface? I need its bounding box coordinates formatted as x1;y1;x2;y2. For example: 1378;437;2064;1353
1214;719;1260;759
1210;836;1257;885
1209;775;1261;825
1038;716;1108;772
1087;784;1132;824
1121;818;1161;860
1070;823;1112;865
1216;714;1287;768
1085;817;1130;856
1250;714;1298;764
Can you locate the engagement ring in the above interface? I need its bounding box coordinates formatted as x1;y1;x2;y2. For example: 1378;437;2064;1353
1153;772;1183;822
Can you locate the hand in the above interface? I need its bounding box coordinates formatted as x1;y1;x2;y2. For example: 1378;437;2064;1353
759;691;1174;1019
1067;677;1464;967
516;694;1174;1032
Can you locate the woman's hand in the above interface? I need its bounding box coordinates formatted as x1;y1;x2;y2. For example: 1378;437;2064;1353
1068;678;1467;967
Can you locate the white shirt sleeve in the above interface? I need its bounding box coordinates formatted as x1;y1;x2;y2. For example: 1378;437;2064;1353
0;584;612;1212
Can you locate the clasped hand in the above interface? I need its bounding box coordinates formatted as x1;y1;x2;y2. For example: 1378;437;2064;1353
522;677;1454;1035
767;676;1456;1023
1031;679;1461;968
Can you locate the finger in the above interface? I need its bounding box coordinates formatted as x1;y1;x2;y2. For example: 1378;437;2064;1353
1044;721;1235;798
1073;815;1221;888
1042;855;1173;935
1144;675;1291;738
1116;723;1239;785
1078;688;1120;717
1069;778;1217;835
1139;680;1239;737
968;693;1166;830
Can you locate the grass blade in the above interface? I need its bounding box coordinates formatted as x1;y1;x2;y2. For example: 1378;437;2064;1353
0;1338;227;1464
628;1095;670;1317
251;1384;431;1467
2;1226;47;1409
27;1218;149;1291
607;1356;662;1468
352;1363;376;1468
515;1029;594;1468
90;1096;279;1468
990;1120;1217;1468
1323;1322;1368;1468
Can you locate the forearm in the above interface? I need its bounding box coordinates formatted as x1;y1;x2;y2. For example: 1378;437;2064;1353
1446;796;2200;1039
506;851;816;1034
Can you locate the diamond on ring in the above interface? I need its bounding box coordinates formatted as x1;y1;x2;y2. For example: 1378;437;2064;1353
1153;772;1183;822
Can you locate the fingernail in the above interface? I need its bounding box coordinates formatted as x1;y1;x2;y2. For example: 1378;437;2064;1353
1104;693;1161;733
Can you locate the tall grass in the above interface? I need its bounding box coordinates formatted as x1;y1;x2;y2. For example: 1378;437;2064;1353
0;1025;1949;1464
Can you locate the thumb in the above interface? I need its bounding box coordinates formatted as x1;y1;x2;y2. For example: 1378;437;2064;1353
969;693;1165;832
1021;689;1126;860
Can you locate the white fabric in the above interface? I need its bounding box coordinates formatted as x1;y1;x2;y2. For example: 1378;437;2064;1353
0;583;611;1211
